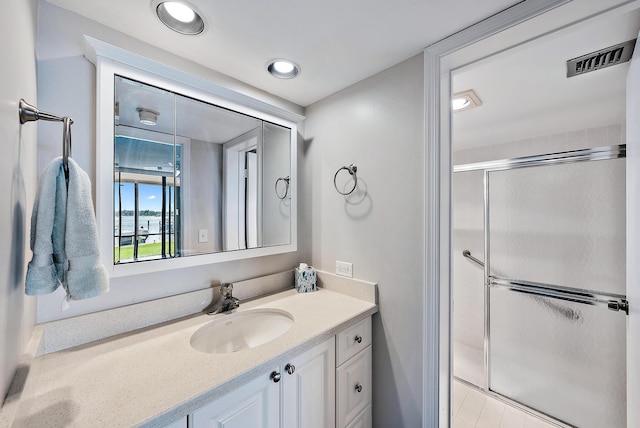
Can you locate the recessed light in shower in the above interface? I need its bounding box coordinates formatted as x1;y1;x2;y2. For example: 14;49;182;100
452;98;470;110
153;0;206;35
267;59;300;79
452;89;482;112
137;108;159;126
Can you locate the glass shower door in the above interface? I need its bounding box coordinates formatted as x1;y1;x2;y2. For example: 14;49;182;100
487;157;627;428
490;289;626;428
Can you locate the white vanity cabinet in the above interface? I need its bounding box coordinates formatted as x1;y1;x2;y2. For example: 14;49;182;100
189;315;373;428
190;337;335;428
189;368;280;427
282;337;336;428
336;317;373;428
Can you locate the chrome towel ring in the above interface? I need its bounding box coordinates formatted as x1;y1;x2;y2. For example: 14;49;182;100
275;176;290;199
334;164;358;195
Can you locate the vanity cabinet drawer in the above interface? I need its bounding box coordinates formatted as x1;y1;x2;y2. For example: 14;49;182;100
336;317;371;366
337;345;372;428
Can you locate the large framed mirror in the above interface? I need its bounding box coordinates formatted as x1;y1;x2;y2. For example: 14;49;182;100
90;41;299;277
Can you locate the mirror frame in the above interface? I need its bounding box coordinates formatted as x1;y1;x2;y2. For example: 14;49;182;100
85;36;301;277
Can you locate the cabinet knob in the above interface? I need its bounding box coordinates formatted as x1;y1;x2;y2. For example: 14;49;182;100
285;363;296;375
270;371;281;383
354;335;363;344
355;383;363;393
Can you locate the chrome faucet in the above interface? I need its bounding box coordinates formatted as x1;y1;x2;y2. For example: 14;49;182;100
207;282;239;315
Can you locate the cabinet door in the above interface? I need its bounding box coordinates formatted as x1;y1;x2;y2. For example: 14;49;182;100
282;337;336;428
337;345;372;428
190;368;280;428
345;404;371;428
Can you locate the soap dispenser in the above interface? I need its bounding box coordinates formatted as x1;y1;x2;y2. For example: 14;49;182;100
295;263;317;293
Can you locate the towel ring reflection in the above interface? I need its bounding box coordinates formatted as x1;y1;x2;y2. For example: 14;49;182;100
334;164;358;195
275;176;290;199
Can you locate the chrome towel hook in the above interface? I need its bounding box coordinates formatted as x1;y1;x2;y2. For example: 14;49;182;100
334;164;358;195
275;176;290;199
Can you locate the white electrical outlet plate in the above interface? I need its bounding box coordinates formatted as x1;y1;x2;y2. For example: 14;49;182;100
198;229;208;243
336;261;353;278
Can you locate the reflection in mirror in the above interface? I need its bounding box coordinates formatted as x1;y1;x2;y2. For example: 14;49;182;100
113;76;291;264
262;122;292;247
221;126;261;251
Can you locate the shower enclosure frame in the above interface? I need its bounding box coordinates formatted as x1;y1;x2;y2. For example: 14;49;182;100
452;144;628;426
421;2;640;427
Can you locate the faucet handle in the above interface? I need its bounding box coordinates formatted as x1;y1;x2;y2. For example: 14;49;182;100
220;282;233;297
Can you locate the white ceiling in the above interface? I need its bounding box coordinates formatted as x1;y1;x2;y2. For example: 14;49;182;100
44;0;519;107
452;7;640;150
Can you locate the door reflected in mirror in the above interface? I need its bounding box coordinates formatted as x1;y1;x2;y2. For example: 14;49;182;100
113;76;292;264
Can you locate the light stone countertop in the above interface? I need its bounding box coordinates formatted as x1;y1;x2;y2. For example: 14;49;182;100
11;288;377;427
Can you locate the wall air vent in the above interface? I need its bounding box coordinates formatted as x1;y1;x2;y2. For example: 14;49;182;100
567;38;636;78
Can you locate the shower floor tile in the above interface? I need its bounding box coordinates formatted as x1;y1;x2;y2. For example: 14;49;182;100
452;380;563;428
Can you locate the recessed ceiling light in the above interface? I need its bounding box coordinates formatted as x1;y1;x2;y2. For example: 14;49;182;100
164;2;195;22
267;59;300;79
137;108;159;126
452;98;470;110
154;1;205;35
452;89;482;112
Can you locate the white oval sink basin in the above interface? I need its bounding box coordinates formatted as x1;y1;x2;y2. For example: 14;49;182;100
190;308;294;354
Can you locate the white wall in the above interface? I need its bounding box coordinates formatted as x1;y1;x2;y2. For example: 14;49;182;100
0;0;38;400
35;2;309;322
304;54;424;427
185;140;223;254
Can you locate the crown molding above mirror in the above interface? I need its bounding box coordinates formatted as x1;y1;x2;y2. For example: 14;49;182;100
83;36;305;124
84;37;300;277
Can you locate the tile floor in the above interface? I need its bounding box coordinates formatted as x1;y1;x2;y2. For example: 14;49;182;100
452;380;562;428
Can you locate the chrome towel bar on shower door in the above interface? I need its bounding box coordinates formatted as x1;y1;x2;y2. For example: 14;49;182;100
462;250;628;314
453;144;625;173
489;276;629;314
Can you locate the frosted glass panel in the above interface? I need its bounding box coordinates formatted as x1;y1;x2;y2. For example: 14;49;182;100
488;158;625;295
452;170;485;386
490;287;626;428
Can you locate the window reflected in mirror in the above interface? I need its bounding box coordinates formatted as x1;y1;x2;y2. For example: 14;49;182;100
113;76;292;264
